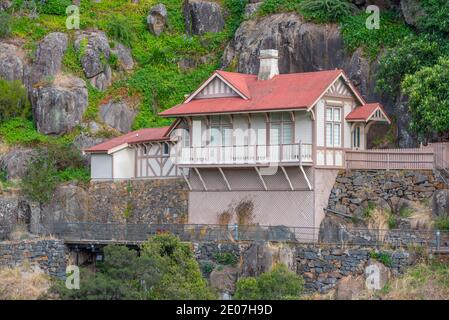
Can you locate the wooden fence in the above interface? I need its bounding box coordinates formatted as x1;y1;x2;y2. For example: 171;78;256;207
345;147;435;170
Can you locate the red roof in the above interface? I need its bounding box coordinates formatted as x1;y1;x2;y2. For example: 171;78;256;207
84;127;170;153
160;69;347;116
346;103;391;123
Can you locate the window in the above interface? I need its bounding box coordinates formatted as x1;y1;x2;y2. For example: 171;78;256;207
353;126;361;149
326;107;341;148
182;128;190;147
210;115;232;146
269;112;293;145
163;143;170;156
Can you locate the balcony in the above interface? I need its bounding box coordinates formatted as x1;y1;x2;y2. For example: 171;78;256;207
176;143;313;166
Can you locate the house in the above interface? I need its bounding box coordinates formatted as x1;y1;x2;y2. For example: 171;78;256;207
85;49;391;231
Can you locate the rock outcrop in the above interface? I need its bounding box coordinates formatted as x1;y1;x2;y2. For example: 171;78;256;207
400;0;426;27
111;42;134;71
0;0;12;11
32;75;88;135
0;148;36;180
183;0;225;35
147;3;168;36
432;189;449;218
28;32;68;88
75;31;112;91
0;42;27;82
99;100;136;133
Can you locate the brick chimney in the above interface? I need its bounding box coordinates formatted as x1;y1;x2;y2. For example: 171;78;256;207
258;49;279;80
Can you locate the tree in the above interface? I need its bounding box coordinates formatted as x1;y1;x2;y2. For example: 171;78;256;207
54;234;214;300
401;58;449;139
234;264;304;300
0;80;31;122
375;35;444;96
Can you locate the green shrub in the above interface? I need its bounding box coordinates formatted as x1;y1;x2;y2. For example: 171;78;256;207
0;80;31;122
363;202;376;219
418;0;449;36
234;264;304;300
21;152;58;203
257;0;301;17
0;12;12;38
215;252;238;266
341;12;412;60
299;0;355;23
435;217;449;231
39;0;72;16
56;167;90;183
54;234;215;300
106;14;134;47
388;214;398;230
402;58;449;139
370;251;392;267
0;118;48;146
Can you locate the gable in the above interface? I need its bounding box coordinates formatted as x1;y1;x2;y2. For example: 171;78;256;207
194;76;239;99
326;78;352;97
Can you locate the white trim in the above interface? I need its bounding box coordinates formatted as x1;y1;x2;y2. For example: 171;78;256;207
194;167;208;191
300;165;312;191
366;106;391;124
307;72;366;112
218;167;232;191
281;166;294;191
184;72;249;103
254;167;268;191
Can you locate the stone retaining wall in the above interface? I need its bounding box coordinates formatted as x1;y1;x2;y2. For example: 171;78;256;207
0;239;66;278
328;170;444;217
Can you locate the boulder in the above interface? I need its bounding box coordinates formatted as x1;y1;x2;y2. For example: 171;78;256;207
335;275;365;300
0;0;12;11
183;0;225;35
99;100;136;133
40;183;88;224
111;42;134;71
0;42;26;82
28;32;68;88
432;189;449;218
0;148;36;180
0;196;32;239
209;265;238;295
240;242;295;277
147;3;168;36
32;75;88;135
244;2;262;18
74;31;112;90
400;0;426;27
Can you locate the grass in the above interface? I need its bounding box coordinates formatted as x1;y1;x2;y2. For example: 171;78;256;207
381;261;449;300
362;202;376;219
0;266;52;300
435;217;449;231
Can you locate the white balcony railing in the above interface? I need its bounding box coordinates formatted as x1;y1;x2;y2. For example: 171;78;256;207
177;143;313;166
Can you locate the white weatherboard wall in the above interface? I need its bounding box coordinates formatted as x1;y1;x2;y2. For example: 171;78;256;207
113;148;135;179
91;154;113;180
295;110;312;144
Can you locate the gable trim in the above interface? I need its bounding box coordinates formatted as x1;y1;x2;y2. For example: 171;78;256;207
184;72;249;103
307;71;366;112
366;105;391;124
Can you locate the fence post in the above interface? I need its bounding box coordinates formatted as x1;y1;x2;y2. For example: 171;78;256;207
234;224;238;241
339;226;344;248
436;230;441;253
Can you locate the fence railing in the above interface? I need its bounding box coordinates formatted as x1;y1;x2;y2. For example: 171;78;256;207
3;222;448;249
345;147;435;170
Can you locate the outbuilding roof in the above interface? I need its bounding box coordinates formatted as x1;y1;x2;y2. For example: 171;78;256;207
84;126;171;154
345;103;391;123
159;69;364;116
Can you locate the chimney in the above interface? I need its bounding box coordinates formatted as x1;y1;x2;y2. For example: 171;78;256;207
258;49;279;80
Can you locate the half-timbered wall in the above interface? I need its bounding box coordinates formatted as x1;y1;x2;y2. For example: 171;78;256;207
135;143;182;178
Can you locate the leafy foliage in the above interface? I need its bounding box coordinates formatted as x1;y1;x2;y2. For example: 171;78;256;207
54;234;214;300
0;80;31;122
257;0;302;16
21;142;88;202
434;217;449;231
418;0;449;36
214;252;238;266
401;58;449;138
376;35;445;96
39;0;72;15
341;12;412;60
234;264;304;300
370;251;392;267
106;14;134;48
0;11;12;38
299;0;355;23
0;118;48;146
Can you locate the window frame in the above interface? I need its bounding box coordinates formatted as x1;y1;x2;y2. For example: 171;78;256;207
325;107;342;148
268;112;294;146
209;115;233;146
